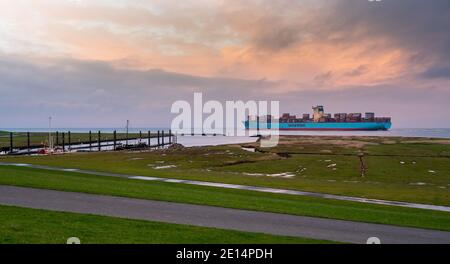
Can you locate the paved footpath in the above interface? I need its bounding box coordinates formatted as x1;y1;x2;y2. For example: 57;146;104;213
1;185;449;244
1;162;449;212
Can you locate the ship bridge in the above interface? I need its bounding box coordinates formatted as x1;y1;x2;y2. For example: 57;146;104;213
312;106;324;122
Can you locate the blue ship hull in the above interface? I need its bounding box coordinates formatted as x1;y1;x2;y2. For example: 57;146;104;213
245;121;391;131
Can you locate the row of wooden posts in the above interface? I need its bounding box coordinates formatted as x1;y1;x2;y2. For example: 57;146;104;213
4;130;174;154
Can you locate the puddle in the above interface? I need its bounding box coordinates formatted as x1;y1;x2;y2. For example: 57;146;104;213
129;176;159;181
266;172;295;178
242;172;295;178
13;163;31;167
127;157;144;161
62;168;78;172
242;147;256;153
243;173;265;176
154;165;177;169
410;182;427;186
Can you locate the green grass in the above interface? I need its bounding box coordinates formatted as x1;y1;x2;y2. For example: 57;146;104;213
0;166;449;231
365;143;450;157
0;205;325;244
255;136;450;157
3;144;448;205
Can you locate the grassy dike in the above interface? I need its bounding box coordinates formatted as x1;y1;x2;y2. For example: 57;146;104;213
0;165;449;232
3;142;449;206
0;205;327;244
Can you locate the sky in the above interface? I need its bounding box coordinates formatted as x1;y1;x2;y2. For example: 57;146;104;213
0;0;450;128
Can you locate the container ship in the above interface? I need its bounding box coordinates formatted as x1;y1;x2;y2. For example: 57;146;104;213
245;106;392;131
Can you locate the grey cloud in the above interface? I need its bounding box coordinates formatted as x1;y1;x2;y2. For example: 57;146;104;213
422;66;450;79
252;21;302;51
321;0;450;60
1;55;449;128
0;55;279;127
241;0;450;65
345;65;369;77
313;71;333;83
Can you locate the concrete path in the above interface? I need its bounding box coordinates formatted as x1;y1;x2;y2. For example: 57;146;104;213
1;162;449;212
1;185;449;244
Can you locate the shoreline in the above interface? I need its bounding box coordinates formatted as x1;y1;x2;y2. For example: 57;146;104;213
2;128;450;139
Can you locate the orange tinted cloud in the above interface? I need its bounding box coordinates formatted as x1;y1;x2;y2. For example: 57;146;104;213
0;0;447;91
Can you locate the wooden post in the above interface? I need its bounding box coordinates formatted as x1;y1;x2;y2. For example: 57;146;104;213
27;132;30;152
113;130;117;150
98;131;101;151
139;130;142;143
9;132;13;153
56;131;59;146
169;130;172;144
157;130;160;147
148;131;151;147
162;130;165;146
256;116;260;135
68;131;71;151
62;132;65;152
89;131;92;150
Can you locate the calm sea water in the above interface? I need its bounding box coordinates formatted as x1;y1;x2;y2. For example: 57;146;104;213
2;128;450;138
1;128;449;151
0;127;450;142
